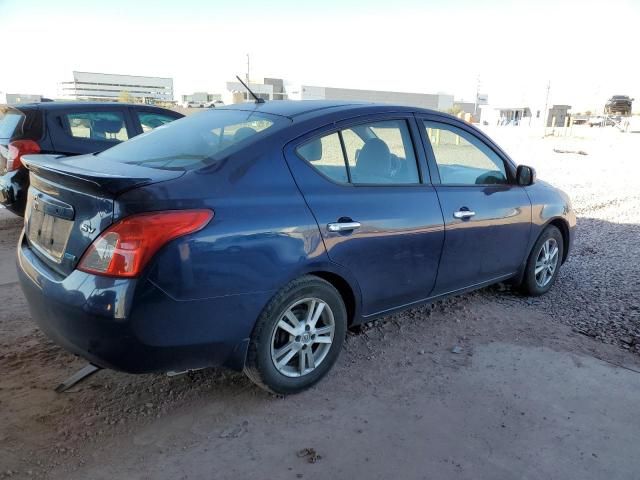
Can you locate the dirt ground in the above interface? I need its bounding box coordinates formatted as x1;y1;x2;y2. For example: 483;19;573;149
1;126;639;479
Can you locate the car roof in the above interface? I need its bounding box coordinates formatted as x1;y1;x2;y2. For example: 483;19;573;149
217;100;440;120
4;101;169;111
217;100;365;117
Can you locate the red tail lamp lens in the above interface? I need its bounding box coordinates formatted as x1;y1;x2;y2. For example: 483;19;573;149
78;209;213;277
7;139;40;171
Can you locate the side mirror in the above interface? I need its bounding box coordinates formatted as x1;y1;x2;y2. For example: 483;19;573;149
516;165;536;186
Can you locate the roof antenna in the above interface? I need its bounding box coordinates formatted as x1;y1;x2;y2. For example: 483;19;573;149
236;75;265;104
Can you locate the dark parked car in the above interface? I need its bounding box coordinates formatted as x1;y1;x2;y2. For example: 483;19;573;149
605;95;633;116
0;102;182;216
17;101;575;394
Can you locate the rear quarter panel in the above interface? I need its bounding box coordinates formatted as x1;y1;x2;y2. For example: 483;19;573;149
113;142;348;346
115;142;330;301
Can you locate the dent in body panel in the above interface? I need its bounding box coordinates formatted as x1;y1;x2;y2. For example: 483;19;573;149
18;234;137;322
120;149;328;301
432;185;532;294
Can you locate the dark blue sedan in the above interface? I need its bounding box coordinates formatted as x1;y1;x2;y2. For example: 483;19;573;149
17;101;575;394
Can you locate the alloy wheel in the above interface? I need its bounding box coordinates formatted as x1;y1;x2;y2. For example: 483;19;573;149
534;238;559;287
270;298;335;378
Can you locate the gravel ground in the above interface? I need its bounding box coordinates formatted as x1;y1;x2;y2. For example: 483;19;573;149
480;125;640;354
0;125;639;479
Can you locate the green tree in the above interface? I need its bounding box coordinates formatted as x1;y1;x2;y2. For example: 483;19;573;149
447;105;463;116
118;90;133;103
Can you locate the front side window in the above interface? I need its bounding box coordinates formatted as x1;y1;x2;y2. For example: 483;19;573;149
66;111;129;141
136;111;178;132
99;109;285;170
423;121;508;185
297;119;420;185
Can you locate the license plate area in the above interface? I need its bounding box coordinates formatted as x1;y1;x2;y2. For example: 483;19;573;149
25;193;74;263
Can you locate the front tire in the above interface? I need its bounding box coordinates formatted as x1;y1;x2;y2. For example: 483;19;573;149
520;225;564;296
244;276;347;395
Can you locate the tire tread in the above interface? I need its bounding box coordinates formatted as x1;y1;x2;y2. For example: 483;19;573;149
520;225;564;296
243;275;344;395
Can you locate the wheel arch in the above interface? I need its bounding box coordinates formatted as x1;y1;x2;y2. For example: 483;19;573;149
513;215;571;287
308;270;359;327
546;217;570;263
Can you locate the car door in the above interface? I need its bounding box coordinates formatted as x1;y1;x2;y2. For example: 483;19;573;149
284;114;445;316
48;106;136;156
416;115;532;295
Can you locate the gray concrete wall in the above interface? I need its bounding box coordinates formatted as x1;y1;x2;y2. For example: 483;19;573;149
454;101;476;114
306;86;453;111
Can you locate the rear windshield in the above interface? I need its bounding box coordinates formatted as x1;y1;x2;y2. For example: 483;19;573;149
99;109;287;170
0;108;24;139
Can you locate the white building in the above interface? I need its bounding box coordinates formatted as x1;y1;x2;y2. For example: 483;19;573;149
288;85;454;111
0;93;43;104
224;78;287;103
224;78;454;111
59;71;174;103
181;92;222;106
480;104;572;127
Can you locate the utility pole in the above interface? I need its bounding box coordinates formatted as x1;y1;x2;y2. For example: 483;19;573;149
474;74;481;116
246;54;250;101
543;80;551;129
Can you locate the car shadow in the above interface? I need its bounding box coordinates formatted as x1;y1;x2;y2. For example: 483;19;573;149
481;216;640;353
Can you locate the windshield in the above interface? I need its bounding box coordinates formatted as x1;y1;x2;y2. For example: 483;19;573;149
99;109;286;170
0;109;24;139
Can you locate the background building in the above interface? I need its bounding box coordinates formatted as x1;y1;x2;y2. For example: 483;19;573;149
0;93;43;104
224;78;454;111
480;104;572;127
453;94;488;120
224;78;288;103
546;105;571;127
263;78;287;100
181;92;222;106
289;85;454;111
60;71;174;103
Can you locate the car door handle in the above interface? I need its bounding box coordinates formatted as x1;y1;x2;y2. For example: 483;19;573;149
453;210;476;219
327;221;361;232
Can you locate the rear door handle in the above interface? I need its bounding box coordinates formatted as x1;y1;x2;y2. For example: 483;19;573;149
453;210;476;219
327;221;361;232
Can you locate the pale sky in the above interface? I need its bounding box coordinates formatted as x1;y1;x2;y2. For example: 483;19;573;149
1;0;638;112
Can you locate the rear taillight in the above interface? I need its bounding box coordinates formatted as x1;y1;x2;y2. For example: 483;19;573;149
7;140;40;171
77;210;213;278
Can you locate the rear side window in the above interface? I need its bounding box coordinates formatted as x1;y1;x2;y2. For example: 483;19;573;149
297;119;420;185
296;133;347;183
0;109;24;139
136;111;178;132
99;109;286;170
65;111;129;142
339;129;364;168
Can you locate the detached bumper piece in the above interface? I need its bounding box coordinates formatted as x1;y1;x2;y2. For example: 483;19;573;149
55;363;102;393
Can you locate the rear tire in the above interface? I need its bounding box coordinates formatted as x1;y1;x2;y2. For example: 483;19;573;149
244;275;347;395
520;225;564;296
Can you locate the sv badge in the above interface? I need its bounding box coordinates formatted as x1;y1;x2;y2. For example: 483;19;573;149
80;222;96;234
